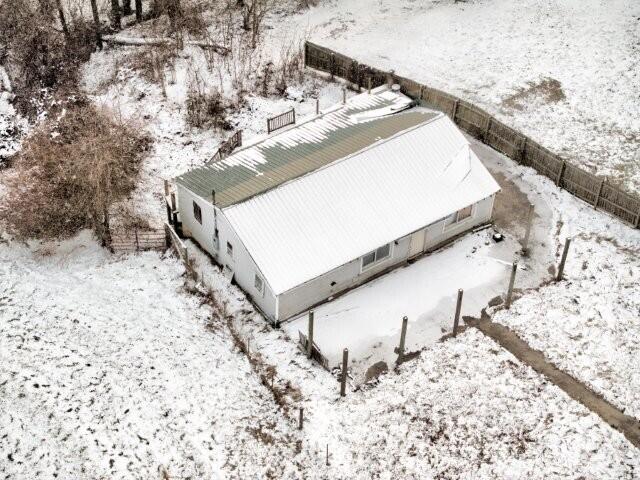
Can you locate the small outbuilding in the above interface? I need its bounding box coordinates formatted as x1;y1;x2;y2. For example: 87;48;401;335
171;85;500;324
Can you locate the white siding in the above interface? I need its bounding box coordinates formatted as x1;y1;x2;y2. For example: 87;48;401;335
276;195;495;321
176;185;278;321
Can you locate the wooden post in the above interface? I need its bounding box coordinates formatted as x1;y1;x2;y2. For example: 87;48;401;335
342;87;346;104
453;289;463;336
326;444;329;466
484;116;492;142
556;238;572;281
593;178;604;209
134;228;139;252
315;98;319;115
298;407;303;430
340;348;348;397
522;203;534;255
329;53;335;80
307;310;314;359
505;261;517;309
396;316;408;363
451;99;459;122
367;76;372;94
519;137;528;165
387;69;394;87
419;84;424;101
556;160;566;187
635;208;640;229
292;108;296;125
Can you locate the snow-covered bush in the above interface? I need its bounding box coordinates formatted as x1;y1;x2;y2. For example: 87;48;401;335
0;103;150;242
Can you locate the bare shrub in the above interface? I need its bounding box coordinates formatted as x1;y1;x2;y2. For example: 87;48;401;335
0;104;150;242
185;69;228;129
0;0;96;117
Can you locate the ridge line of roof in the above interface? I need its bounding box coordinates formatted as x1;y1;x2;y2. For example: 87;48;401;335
222;110;446;211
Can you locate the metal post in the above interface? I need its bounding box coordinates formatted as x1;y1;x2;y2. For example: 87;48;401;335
522;203;534;255
298;407;303;430
505;261;518;309
556;237;572;281
315;98;319;115
453;289;463;336
397;316;408;363
307;310;314;359
340;348;348;397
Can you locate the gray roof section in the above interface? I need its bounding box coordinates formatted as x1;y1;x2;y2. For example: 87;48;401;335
174;88;440;208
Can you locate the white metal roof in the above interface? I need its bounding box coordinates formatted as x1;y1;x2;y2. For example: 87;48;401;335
223;110;500;295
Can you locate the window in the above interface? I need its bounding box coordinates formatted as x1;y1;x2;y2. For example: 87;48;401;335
226;241;233;257
445;205;474;228
456;205;473;222
361;243;391;270
254;274;264;294
193;201;202;224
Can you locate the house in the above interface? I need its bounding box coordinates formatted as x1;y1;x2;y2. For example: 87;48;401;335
171;85;500;325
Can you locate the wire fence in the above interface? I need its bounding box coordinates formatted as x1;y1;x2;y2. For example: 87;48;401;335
304;41;640;228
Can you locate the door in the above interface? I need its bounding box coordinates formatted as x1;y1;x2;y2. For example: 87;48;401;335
408;229;426;258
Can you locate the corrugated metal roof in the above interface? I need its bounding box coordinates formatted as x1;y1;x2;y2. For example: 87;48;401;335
224;114;501;295
174;87;434;207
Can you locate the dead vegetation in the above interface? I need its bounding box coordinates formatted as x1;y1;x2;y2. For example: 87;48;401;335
502;77;566;111
0;103;150;242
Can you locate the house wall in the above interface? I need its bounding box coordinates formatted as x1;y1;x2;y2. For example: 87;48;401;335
176;184;278;321
277;195;495;322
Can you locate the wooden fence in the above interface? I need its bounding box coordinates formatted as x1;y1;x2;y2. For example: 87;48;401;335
110;227;167;253
304;41;640;228
210;130;243;163
267;109;296;134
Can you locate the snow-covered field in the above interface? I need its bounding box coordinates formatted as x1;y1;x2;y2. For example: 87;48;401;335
1;0;640;477
0;233;306;479
273;0;640;191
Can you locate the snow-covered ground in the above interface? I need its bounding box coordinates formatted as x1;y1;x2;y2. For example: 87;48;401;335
283;230;528;378
271;0;640;191
0;233;308;479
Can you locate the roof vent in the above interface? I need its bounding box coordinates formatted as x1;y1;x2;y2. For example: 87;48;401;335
391;83;401;93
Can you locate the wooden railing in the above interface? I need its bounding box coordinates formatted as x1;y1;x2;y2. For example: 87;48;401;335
210;130;243;163
267;109;296;134
304;41;640;228
111;227;167;253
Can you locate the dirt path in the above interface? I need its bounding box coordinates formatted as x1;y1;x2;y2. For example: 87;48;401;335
466;315;640;449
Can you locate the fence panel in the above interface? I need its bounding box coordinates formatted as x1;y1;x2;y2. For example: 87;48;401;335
111;228;166;253
267;109;296;133
303;41;640;229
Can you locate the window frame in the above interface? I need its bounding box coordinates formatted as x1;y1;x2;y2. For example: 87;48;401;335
193;201;202;224
361;242;392;272
254;273;264;296
444;204;475;230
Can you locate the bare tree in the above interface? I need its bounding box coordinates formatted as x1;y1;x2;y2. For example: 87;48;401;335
55;0;69;40
239;0;271;48
122;0;132;16
89;0;103;49
135;0;142;21
110;0;121;29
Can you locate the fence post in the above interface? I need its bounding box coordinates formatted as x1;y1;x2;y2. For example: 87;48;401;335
134;227;139;252
367;76;372;94
326;444;330;466
556;160;566;187
453;289;463;336
342;87;346;104
556;238;571;281
522;203;534;255
298;407;304;430
483;116;492;142
519;137;528;164
451;99;459;122
329;53;335;80
386;69;394;87
593;178;604;209
315;98;319;115
340;348;348;397
396;316;408;363
634;208;640;229
307;310;314;359
419;84;424;101
505;261;517;309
